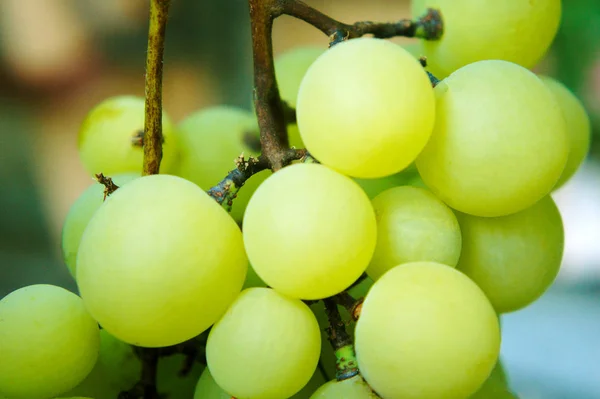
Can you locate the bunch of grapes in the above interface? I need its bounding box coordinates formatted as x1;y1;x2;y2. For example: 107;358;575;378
0;0;592;398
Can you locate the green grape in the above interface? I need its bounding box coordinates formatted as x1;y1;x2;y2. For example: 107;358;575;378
0;285;100;399
355;262;500;399
296;38;435;178
157;353;205;398
175;105;269;222
77;175;247;347
206;288;321;399
412;0;561;77
310;375;378;398
78;96;179;176
275;46;326;108
367;186;462;281
456;195;564;313
416;60;568;217
470;361;513;399
243;163;377;299
194;368;232;399
194;365;325;399
540;75;592;189
61;173;139;277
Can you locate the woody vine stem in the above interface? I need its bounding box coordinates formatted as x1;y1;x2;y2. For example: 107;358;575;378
124;0;444;397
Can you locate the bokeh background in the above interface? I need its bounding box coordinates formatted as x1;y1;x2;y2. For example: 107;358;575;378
0;0;598;398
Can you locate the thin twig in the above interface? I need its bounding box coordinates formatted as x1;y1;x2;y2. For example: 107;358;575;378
333;292;363;321
142;0;171;176
94;173;120;200
119;347;161;399
323;298;359;381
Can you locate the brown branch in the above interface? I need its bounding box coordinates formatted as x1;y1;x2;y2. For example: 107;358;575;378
323;297;359;380
333;292;363;322
280;1;443;45
142;0;171;176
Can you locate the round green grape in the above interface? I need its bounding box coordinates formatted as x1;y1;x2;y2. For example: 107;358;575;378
310;375;378;398
416;60;568;217
456;195;564;313
540;75;592;189
61;173;139;277
194;368;232;399
355;262;500;399
412;0;561;77
275;46;325;108
470;361;513;399
78;96;179;176
367;186;462;281
0;285;100;399
206;288;321;399
353;164;418;199
243;163;377;299
77;174;247;347
175;106;269;222
296;38;435;178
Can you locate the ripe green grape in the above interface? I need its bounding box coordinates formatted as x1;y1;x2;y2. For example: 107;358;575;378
296;38;435;178
77;175;247;347
367;186;462;281
243;163;377;299
275;46;325;108
175;106;269;222
0;285;100;399
416;60;568;217
310;375;378;398
355;262;500;399
456;195;564;313
412;0;561;77
206;288;321;399
78;96;179;176
540;75;592;189
61;173;139;277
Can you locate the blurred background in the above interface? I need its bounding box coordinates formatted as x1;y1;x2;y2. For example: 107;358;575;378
0;0;598;398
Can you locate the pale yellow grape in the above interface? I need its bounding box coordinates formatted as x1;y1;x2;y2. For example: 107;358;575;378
355;262;500;399
412;0;561;77
0;285;100;399
416;60;568;217
310;375;378;398
195;366;325;399
77;175;247;347
353;164;419;199
456;195;564;313
296;38;435;178
175;106;268;222
275;46;325;108
61;173;139;277
78;96;179;175
367;186;462;281
243;163;377;299
206;288;321;399
540;76;592;189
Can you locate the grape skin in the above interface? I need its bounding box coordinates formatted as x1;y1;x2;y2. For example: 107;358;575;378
310;375;378;398
296;37;435;178
367;186;462;281
540;75;592;189
243;163;377;300
355;262;500;399
78;96;179;176
77;174;247;347
412;0;561;77
61;173;139;278
456;195;564;313
0;285;100;399
206;288;321;399
416;60;568;217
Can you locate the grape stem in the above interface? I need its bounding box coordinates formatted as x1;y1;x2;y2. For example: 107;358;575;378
119;347;161;399
323;297;359;381
94;173;120;200
333;291;364;322
142;0;171;176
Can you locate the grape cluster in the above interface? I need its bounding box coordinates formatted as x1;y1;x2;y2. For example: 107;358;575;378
0;0;591;398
